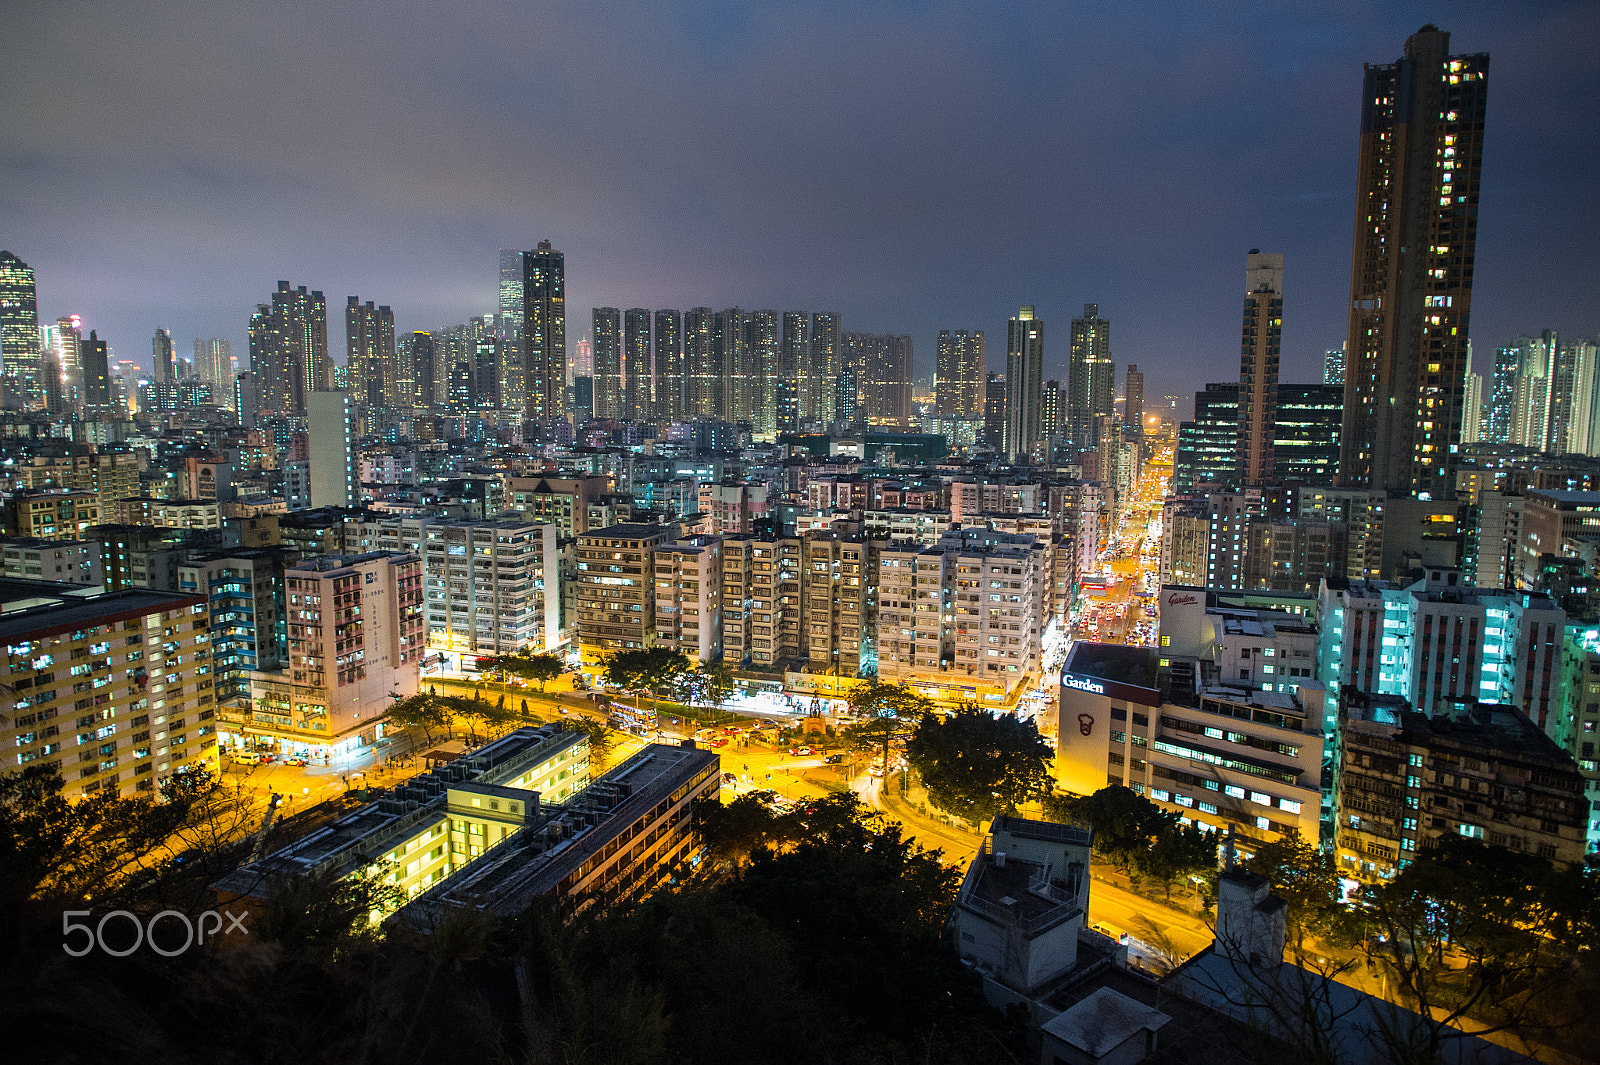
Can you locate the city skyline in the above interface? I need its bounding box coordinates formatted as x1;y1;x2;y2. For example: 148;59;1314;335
2;3;1595;409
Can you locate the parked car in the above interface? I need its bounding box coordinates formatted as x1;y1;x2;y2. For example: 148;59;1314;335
282;756;307;767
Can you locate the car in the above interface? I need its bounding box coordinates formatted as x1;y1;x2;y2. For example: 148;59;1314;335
282;756;308;767
823;754;843;764
256;752;276;764
721;772;737;785
707;737;728;748
788;746;813;756
722;726;742;735
229;750;262;765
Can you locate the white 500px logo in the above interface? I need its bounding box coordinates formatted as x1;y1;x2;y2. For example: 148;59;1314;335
63;909;248;957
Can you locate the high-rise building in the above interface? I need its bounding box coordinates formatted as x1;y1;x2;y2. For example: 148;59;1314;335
1004;306;1043;461
1125;363;1145;437
248;281;329;415
1274;384;1344;486
81;330;113;418
935;330;984;417
807;312;840;426
1324;344;1346;386
684;307;718;420
498;249;524;322
497;251;525;410
852;332;913;427
1068;303;1112;450
624;308;652;420
1340;26;1488;499
778;312;808;431
152;328;175;386
521;240;566;424
407;331;436;408
1461;370;1483;445
982;372;1006;451
1486;340;1521;443
591;307;622;419
308;391;354;508
745;310;779;433
1563;339;1600;456
1237;251;1284;486
654;310;684;422
0;251;42;410
345;297;396;411
193;338;232;402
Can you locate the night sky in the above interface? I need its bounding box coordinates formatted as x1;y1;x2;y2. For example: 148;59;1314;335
2;1;1596;412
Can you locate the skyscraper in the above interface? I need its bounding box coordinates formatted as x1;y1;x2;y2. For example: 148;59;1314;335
345;297;396;410
308;391;354;508
0;251;42;410
194;337;232;400
1125;363;1145;436
152;328;175;386
1237;251;1284;486
654;310;684;421
745;310;779;433
1461;370;1483;445
851;333;913;427
53;316;83;412
808;312;840;426
1068;303;1111;449
81;330;112;418
591;307;622;419
684;307;718;419
248;281;329;415
935;329;984;417
1324;344;1346;385
982;372;1006;452
778;312;808;431
408;331;436;408
1486;340;1521;444
624;308;652;420
1340;25;1488;499
1004;306;1044;461
521;240;566;424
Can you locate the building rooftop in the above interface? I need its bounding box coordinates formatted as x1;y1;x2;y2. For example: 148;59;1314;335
0;585;202;640
579;522;673;540
1064;642;1161;690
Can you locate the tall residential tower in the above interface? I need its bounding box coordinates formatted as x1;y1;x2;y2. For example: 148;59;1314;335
1339;25;1488;499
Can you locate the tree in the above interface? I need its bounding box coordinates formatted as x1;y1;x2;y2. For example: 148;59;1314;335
1045;785;1176;869
563;716;614;762
0;764;208;906
844;680;931;776
905;705;1052;823
1134;821;1216;902
1241;831;1348;954
604;647;690;714
1355;836;1599;1061
385;692;450;746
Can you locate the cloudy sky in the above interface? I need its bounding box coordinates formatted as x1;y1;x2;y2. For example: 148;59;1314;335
2;0;1596;410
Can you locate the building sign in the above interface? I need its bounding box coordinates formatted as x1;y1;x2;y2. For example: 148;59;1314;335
1166;592;1200;607
1059;671;1164;707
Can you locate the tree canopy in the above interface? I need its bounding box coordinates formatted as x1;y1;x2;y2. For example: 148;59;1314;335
905;705;1053;823
1044;784;1177;868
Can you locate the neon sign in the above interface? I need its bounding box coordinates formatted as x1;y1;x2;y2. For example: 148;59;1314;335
1062;674;1106;695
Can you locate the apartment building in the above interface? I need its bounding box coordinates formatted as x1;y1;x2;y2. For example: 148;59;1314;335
1336;691;1587;880
877;527;1044;704
575;523;672;668
178;547;289;710
1;581;215;799
246;551;424;756
1057;642;1325;847
0;537;102;586
4;489;100;541
802;530;873;676
506;474;610;537
113;496;224;530
653;535;722;663
721;534;803;670
1520;489;1600;590
696;481;767;535
1318;569;1566;730
350;516;562;661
